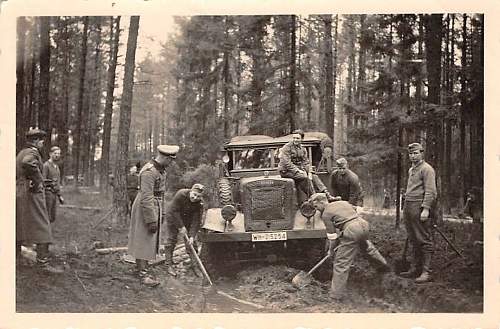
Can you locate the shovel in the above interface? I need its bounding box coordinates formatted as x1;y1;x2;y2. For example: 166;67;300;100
182;232;265;310
432;224;464;258
292;253;331;289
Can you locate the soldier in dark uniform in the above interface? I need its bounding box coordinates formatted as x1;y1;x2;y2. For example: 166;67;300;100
42;146;64;223
16;129;63;273
400;143;437;283
330;158;363;208
163;183;205;277
127;145;179;286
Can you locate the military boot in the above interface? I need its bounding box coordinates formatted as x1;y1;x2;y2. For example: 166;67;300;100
163;245;177;277
365;241;391;273
415;253;432;283
399;266;420;278
37;257;64;274
36;243;64;274
136;259;160;287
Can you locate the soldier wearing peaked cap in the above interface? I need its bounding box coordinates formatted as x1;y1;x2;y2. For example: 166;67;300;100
400;142;437;283
16;129;63;273
163;183;205;277
127;144;179;286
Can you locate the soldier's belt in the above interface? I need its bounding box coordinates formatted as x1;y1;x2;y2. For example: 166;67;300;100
153;192;164;197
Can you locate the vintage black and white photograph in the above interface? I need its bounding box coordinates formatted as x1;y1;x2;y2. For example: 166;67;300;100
12;11;485;315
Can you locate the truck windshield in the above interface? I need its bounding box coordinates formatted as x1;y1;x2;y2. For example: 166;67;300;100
233;148;275;170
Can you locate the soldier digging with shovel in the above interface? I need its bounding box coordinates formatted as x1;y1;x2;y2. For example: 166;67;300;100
307;193;390;300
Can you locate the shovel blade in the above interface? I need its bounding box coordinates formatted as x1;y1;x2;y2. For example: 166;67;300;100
292;271;312;288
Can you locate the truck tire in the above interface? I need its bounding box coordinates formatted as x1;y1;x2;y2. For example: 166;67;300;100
217;178;233;206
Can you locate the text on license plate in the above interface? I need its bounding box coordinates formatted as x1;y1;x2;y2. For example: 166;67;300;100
251;231;287;242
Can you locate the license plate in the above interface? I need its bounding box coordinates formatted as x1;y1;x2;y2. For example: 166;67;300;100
251;231;287;242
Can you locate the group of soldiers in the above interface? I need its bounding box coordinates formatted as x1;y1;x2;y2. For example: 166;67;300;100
16;127;438;300
278;130;437;299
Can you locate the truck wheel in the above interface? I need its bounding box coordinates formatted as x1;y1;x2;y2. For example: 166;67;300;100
217;178;233;206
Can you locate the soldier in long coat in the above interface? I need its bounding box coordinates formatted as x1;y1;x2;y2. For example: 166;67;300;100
16;129;62;273
127;144;179;286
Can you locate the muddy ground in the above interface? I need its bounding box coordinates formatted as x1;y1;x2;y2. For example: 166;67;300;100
16;188;483;313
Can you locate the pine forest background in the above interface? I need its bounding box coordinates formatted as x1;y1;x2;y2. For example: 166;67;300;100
15;14;484;221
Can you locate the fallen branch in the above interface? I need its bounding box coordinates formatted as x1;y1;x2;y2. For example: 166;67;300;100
61;204;103;211
95;246;128;254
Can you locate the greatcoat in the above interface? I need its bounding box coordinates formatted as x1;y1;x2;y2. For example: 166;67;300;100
127;160;166;261
16;145;53;244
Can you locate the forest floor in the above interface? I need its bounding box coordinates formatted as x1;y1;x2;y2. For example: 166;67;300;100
16;187;483;313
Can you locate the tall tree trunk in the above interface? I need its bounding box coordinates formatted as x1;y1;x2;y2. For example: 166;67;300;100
55;17;71;180
289;15;297;131
222;16;231;139
38;16;51;152
332;14;339;139
113;16;140;223
16;17;27;152
27;20;38;129
323;15;334;139
459;14;468;205
88;17;103;186
424;14;443;190
100;16;120;190
72;17;89;187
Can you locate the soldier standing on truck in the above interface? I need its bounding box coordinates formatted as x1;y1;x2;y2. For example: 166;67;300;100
278;129;330;205
163;183;205;277
127;145;179;287
42;146;64;223
399;143;437;283
330;158;363;209
16;129;63;273
309;193;390;300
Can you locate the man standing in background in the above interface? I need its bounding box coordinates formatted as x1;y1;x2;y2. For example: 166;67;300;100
43;146;64;223
330;157;363;209
400;143;437;283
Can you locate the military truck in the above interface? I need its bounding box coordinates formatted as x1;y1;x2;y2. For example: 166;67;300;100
198;132;335;277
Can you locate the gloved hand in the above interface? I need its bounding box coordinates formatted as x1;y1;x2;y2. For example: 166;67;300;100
58;195;65;204
148;222;158;234
179;226;188;236
188;236;195;245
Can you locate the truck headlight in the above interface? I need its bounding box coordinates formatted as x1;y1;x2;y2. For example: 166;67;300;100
221;204;237;222
300;201;316;218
